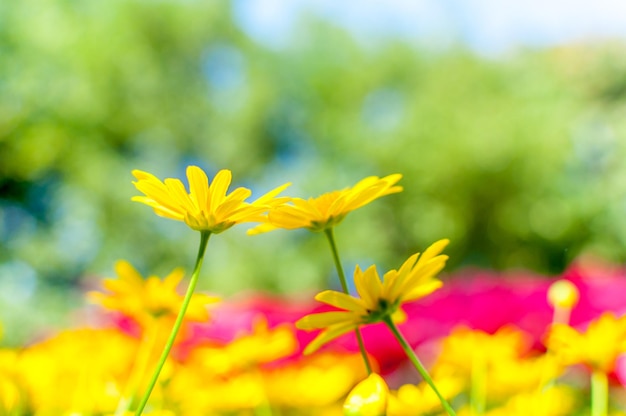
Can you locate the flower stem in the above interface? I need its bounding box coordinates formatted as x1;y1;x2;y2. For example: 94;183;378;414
383;316;456;416
591;370;608;416
324;228;372;375
470;355;486;416
134;231;211;415
553;306;572;326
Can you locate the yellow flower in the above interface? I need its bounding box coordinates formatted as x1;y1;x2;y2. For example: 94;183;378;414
485;386;576;416
296;239;449;354
546;312;626;373
18;328;139;414
89;260;218;327
132;166;290;233
344;373;389;416
249;173;402;234
0;349;24;414
433;326;532;380
263;352;368;408
183;316;298;376
387;377;463;416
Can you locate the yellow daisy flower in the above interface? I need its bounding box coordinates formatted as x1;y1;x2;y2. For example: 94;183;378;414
89;260;219;327
546;312;626;373
249;173;402;234
132;166;290;233
296;239;449;354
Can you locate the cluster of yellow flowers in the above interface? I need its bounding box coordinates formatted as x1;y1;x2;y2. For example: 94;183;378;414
0;318;367;415
5;165;626;416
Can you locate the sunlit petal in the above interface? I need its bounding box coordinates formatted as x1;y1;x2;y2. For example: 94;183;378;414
187;166;209;212
315;291;367;313
303;321;359;355
296;311;357;330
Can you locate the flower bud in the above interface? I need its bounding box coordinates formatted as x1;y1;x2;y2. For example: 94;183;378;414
344;373;389;416
547;280;579;309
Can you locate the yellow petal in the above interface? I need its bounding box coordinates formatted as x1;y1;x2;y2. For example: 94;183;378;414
208;169;232;209
162;268;185;290
402;280;443;302
246;223;278;235
292;197;323;217
132;169;161;181
114;260;144;286
342;184;387;212
187;166;209;213
134;179;184;215
163;178;197;214
354;265;382;310
383;252;419;301
303;321;358;355
268;206;314;229
295;311;357;330
315;291;367;313
252;182;292;206
416;239;449;267
130;196;183;220
400;257;447;293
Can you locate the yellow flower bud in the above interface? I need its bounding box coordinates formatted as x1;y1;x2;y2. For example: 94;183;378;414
547;280;580;309
344;373;389;416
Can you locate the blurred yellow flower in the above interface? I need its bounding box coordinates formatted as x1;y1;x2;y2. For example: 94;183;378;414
387;377;463;416
132;166;290;233
167;370;268;414
89;260;218;327
263;352;368;408
0;349;23;414
249;173;402;234
546;312;626;373
433;326;532;380
183;316;298;376
296;239;449;354
344;373;389;416
485;386;576;416
18;328;139;414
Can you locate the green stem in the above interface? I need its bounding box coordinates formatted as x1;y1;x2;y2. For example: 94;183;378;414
134;231;211;415
591;370;608;416
383;316;456;416
324;228;372;375
470;355;486;416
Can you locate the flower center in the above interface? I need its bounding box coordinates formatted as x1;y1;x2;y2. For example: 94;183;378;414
363;298;398;324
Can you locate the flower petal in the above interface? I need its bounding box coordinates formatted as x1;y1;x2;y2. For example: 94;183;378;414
296;311;358;330
315;290;367;313
354;265;382;310
416;239;449;266
187;166;209;213
252;182;292;206
114;260;144;287
402;279;443;302
208;169;232;210
303;321;359;355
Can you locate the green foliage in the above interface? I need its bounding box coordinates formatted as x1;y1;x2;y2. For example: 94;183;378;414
1;1;626;342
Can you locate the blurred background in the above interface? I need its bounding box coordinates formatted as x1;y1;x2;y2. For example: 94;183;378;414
3;0;626;345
